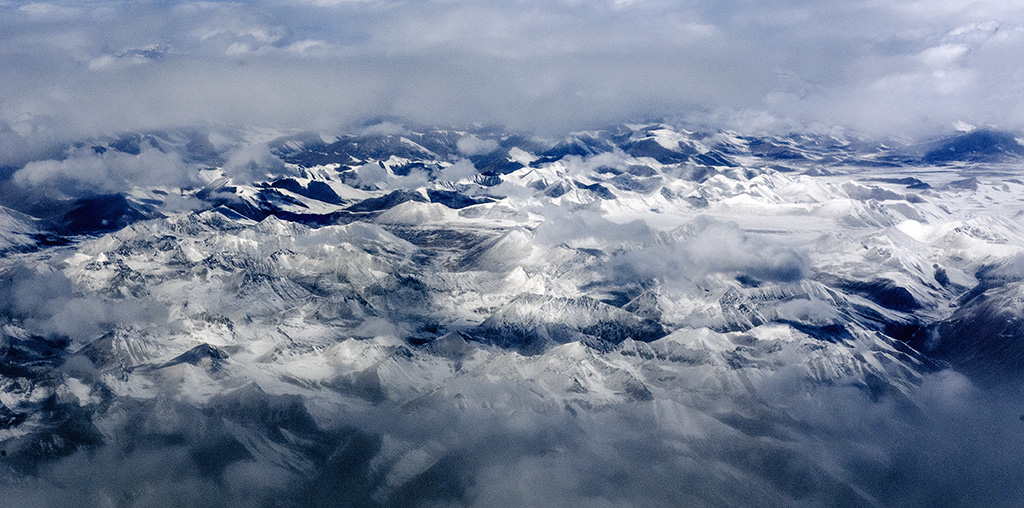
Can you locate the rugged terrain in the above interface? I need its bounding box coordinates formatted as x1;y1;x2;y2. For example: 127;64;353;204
2;123;1024;506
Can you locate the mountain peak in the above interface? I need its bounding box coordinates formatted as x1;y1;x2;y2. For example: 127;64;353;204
923;129;1024;163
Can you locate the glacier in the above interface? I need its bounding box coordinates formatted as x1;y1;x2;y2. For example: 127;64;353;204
1;123;1024;506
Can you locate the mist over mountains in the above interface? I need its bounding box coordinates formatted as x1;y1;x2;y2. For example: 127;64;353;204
1;121;1024;506
4;0;1024;505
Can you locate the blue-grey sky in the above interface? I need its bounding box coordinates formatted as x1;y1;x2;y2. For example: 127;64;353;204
1;0;1022;144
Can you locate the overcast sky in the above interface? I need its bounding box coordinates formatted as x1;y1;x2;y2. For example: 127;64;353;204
1;0;1022;144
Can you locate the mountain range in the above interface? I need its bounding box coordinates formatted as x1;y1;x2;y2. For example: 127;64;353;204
1;122;1024;507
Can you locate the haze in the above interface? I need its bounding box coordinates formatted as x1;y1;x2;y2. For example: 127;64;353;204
1;0;1022;154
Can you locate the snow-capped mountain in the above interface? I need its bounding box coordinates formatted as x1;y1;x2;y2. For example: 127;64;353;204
2;122;1024;506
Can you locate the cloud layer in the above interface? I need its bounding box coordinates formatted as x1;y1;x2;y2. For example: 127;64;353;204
1;0;1023;154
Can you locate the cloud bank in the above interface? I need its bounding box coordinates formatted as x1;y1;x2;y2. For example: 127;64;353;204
1;0;1023;159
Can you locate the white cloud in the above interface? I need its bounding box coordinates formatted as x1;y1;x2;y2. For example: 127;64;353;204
13;143;196;193
456;135;499;156
919;43;969;67
775;298;840;325
221;143;289;183
949;21;1002;41
225;42;252;56
17;2;79;17
351;161;388;188
437;159;478;182
0;0;1023;145
582;216;809;287
86;54;120;70
953;120;977;132
195;25;283;44
359;121;407;137
284;39;330;54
